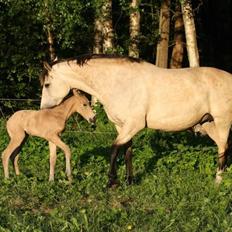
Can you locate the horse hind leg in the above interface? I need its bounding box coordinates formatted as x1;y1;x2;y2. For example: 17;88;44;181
10;134;28;176
123;140;133;185
2;131;26;178
201;119;231;184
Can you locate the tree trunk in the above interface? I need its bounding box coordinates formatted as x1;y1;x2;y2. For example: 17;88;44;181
170;2;184;68
129;0;140;58
44;0;56;62
92;1;114;104
93;16;103;54
181;0;199;67
47;28;56;62
102;0;114;53
155;0;170;68
92;16;103;105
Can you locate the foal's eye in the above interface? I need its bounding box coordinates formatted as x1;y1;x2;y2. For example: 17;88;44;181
83;103;88;107
44;83;50;88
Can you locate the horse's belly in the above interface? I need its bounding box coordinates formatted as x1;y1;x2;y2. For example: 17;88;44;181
146;105;208;132
147;115;201;131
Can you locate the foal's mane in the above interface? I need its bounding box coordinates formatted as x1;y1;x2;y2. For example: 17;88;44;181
40;54;142;85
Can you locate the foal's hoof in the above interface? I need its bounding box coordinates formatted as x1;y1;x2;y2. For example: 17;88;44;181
107;179;119;188
215;175;223;185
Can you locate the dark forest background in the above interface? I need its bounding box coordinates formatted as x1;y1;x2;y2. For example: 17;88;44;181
0;0;231;101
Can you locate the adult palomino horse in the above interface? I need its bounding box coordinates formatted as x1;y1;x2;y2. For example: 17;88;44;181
40;54;232;186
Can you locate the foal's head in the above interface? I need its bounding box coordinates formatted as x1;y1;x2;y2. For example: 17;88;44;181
72;89;96;124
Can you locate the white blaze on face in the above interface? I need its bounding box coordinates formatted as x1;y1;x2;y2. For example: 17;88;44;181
40;77;70;109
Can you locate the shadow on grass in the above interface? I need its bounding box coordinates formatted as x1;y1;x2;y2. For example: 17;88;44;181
79;129;222;185
79;145;111;168
134;130;232;185
133;130;217;183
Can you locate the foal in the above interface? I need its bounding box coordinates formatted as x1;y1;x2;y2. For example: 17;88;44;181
2;90;96;181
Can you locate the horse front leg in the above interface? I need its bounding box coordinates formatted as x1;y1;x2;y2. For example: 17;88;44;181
108;120;145;187
108;144;120;187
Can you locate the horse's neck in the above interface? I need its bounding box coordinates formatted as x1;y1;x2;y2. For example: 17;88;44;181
65;63;107;103
52;97;76;121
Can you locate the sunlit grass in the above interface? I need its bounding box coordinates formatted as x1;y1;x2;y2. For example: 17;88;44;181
1;116;232;231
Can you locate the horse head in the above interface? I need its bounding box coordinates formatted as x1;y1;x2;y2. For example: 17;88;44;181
40;61;70;109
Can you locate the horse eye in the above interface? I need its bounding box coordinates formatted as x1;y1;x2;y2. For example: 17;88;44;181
83;103;87;107
45;83;50;88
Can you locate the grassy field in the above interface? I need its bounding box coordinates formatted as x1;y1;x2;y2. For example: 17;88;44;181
1;111;232;232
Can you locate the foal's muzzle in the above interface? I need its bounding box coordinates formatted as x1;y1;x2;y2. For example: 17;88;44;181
89;116;96;124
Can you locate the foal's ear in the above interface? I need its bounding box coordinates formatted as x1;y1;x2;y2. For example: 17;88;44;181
72;89;82;96
43;61;52;71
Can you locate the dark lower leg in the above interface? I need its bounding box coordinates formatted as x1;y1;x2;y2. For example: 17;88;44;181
108;144;120;187
216;151;228;184
218;152;227;171
124;140;133;185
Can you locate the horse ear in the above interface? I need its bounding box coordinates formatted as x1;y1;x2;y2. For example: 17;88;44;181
43;61;52;71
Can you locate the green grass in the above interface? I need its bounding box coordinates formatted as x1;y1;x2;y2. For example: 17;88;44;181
1;115;232;232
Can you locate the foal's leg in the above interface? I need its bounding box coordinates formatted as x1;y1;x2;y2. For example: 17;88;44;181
49;135;72;182
48;141;57;181
13;155;20;176
201;120;230;183
11;134;28;176
108;120;145;187
2;131;26;178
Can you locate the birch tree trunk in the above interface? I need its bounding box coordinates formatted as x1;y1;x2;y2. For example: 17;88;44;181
44;0;56;62
181;0;199;67
92;15;103;105
102;0;114;53
155;0;170;68
129;0;140;58
170;2;184;68
47;28;56;62
93;16;103;54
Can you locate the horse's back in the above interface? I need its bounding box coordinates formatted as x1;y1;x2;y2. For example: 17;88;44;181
145;66;232;131
6;110;36;136
7;109;60;137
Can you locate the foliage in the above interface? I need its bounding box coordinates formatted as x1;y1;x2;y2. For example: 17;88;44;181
0;0;232;104
0;0;46;100
0;0;162;104
1;116;232;231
